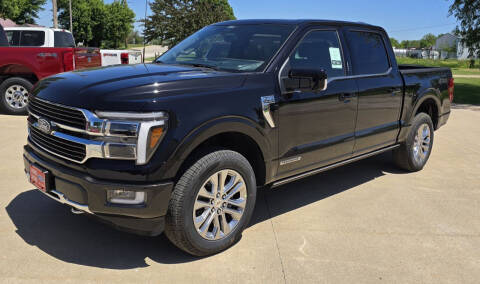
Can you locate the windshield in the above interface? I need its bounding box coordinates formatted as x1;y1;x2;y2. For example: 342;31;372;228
156;24;295;72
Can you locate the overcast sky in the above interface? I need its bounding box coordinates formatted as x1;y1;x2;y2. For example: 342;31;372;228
37;0;458;41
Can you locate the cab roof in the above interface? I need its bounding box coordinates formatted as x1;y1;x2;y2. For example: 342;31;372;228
215;19;384;31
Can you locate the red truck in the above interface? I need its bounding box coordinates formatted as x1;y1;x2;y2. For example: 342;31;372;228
0;25;101;114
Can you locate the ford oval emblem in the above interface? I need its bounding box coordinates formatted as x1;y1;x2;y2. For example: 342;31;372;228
37;118;52;134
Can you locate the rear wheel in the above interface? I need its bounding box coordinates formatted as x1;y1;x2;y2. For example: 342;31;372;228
165;150;257;256
0;77;32;115
393;112;434;171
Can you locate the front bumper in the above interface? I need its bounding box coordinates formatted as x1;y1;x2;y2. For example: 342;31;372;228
23;145;174;236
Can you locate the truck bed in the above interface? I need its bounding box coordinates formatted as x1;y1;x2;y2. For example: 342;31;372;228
398;64;451;75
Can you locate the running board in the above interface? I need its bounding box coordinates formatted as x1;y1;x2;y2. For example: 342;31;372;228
271;144;400;188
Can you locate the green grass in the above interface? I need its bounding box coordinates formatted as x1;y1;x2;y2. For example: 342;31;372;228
453;77;480;105
395;57;477;68
451;68;480;76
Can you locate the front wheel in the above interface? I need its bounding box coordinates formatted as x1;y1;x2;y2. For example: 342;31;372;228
393;112;434;171
165;150;257;256
0;77;33;115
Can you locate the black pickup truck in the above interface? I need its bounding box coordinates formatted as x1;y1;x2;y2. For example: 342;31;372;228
23;20;453;256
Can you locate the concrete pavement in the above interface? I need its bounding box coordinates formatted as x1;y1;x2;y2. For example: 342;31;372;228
0;109;479;283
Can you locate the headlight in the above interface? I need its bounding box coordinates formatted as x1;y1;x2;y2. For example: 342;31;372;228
95;111;168;165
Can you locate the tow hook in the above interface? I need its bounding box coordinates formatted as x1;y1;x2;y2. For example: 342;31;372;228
71;208;86;215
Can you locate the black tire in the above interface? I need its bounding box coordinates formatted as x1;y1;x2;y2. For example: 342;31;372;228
165;150;257;256
0;77;32;115
393;112;434;172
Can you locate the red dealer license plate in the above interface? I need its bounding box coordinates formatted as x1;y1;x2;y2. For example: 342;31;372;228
30;164;48;192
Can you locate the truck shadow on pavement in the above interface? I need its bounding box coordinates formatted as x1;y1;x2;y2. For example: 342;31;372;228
6;152;404;269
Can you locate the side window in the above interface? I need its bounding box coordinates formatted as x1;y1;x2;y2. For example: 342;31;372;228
54;31;76;47
346;31;390;75
6;31;20;46
289;30;345;78
20;31;45;46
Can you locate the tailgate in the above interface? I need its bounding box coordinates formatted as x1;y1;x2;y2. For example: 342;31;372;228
74;47;101;69
129;51;143;64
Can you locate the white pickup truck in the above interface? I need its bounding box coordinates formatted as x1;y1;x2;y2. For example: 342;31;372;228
5;27;143;66
4;27;76;48
100;50;142;66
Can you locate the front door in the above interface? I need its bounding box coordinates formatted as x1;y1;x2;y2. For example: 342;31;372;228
276;29;358;179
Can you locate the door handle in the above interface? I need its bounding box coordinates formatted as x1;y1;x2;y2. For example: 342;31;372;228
390;88;402;95
338;93;356;102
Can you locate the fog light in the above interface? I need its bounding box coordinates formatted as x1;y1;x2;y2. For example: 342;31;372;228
104;143;137;159
107;190;146;205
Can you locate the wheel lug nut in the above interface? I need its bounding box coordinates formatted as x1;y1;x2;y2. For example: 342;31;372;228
210;199;214;205
217;208;222;214
222;202;226;208
222;194;226;199
211;208;215;213
216;193;220;198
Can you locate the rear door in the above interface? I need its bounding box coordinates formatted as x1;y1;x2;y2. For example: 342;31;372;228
276;28;358;178
344;28;403;155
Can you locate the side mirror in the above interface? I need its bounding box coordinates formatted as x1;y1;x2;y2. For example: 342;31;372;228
284;68;328;93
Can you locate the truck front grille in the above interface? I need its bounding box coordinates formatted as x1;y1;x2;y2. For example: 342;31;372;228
28;96;86;129
29;125;87;162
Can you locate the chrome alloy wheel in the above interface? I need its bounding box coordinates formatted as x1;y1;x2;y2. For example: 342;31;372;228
192;169;247;240
413;123;431;163
5;84;28;109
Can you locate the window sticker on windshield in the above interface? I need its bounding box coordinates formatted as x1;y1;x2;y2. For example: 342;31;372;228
329;47;343;69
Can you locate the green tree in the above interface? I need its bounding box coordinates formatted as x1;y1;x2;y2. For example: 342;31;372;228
144;0;236;48
128;30;143;44
390;37;401;48
401;39;421;49
103;1;135;48
420;33;436;48
449;0;480;57
0;0;46;25
57;0;106;47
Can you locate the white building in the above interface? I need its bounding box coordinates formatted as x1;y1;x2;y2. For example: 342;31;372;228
434;33;478;60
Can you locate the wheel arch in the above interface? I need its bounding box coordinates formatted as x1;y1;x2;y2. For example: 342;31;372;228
0;64;39;84
166;116;273;186
411;90;441;129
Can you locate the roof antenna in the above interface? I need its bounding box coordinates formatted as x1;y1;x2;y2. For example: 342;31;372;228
143;0;148;63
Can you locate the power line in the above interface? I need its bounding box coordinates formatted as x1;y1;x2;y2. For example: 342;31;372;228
389;23;457;33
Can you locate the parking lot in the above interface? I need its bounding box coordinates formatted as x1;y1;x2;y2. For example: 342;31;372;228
0;107;479;283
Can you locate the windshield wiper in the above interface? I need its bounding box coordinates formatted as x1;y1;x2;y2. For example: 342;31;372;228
179;62;220;71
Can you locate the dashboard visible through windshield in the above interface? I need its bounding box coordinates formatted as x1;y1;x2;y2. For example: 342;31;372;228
156;24;295;72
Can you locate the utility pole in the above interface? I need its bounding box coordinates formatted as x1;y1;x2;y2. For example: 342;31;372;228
143;0;148;63
69;0;73;33
52;0;58;28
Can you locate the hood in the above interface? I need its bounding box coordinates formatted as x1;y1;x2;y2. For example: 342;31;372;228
32;63;247;111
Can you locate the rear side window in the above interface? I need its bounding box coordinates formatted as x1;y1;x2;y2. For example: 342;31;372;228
54;31;75;47
20;31;45;46
346;31;390;75
6;31;20;46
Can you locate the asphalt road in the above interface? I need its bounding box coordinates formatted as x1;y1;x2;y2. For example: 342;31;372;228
1;107;479;283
